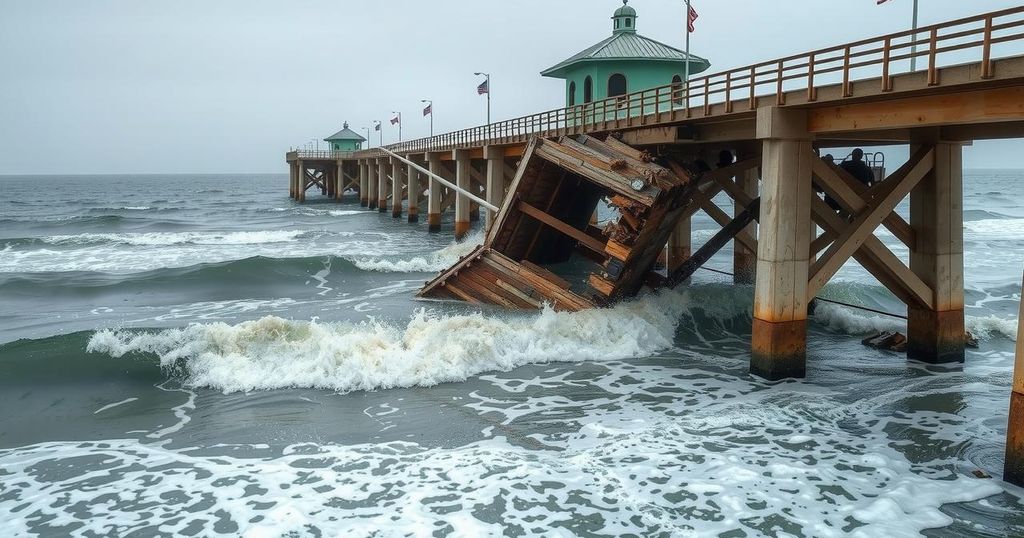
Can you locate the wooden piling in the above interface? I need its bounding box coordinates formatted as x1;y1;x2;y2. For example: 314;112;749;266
289;161;297;199
751;108;812;380
666;218;691;273
296;160;306;203
427;153;443;233
454;149;471;239
734;166;759;284
407;159;420;223
391;156;404;218
1005;270;1024;485
335;162;344;200
377;158;389;213
367;159;378;210
908;141;966;364
484;146;505;230
359;161;369;207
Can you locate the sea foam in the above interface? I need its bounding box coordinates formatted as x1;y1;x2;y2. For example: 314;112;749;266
87;286;691;394
351;231;485;273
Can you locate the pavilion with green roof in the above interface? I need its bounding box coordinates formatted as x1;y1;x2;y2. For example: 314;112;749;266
541;0;710;107
324;122;366;152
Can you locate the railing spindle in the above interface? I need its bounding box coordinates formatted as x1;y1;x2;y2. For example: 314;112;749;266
982;16;995;79
725;71;733;113
776;60;785;106
928;27;939;86
749;66;757;110
842;45;852;97
807;53;817;101
882;37;893;91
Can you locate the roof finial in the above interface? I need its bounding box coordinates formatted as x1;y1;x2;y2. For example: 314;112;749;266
343;121;349;129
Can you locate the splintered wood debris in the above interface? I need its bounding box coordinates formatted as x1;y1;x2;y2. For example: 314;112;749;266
418;134;701;312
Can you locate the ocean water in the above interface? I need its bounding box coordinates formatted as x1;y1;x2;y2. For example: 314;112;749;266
0;171;1022;537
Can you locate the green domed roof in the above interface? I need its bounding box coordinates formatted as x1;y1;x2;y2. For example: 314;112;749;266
613;3;636;18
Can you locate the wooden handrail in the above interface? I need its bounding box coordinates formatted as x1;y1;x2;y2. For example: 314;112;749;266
336;7;1024;158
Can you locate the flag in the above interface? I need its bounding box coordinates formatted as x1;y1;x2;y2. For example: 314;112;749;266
877;0;891;4
423;103;432;116
687;4;699;33
390;115;400;125
374;123;381;131
477;79;489;95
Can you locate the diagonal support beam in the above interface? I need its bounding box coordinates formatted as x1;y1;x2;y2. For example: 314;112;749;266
812;158;916;249
807;147;935;302
668;198;761;286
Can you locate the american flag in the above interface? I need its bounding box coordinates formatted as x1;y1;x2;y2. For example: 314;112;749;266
390;115;400;125
423;103;432;116
687;3;698;33
877;0;891;3
374;123;381;131
477;79;489;95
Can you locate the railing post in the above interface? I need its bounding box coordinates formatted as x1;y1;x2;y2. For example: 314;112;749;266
749;66;757;110
807;53;817;101
928;27;939;86
982;16;995;79
882;37;894;92
703;77;711;116
842;45;852;97
725;71;733;113
776;60;786;106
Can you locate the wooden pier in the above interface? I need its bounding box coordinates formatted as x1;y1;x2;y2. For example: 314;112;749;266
286;8;1024;483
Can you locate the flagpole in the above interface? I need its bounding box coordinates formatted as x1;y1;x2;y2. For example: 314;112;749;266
422;100;433;137
910;0;920;72
684;0;692;103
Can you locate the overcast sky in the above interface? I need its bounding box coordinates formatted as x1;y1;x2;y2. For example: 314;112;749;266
0;0;1020;175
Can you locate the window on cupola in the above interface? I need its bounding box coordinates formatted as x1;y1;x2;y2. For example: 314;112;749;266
569;81;576;106
625;18;632;27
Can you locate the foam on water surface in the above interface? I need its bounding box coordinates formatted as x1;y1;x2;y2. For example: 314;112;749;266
0;352;1010;537
87;284;688;394
351;231;485;273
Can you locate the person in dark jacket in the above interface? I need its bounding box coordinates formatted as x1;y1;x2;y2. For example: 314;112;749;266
841;148;875;187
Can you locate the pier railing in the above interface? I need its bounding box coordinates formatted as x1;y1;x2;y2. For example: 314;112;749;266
346;6;1023;157
289;150;357;160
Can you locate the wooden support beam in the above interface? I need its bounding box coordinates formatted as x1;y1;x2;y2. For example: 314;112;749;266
1005;270;1024;485
366;160;378;210
807;87;1024;133
516;201;607;255
699;197;759;254
668;198;760;286
909;141;966;364
364;160;372;207
811;158;916;249
484;146;506;230
752;108;812;381
426;153;444;232
377;158;389;213
391;156;405;218
407;159;420;223
454;149;471;239
807;147;935;301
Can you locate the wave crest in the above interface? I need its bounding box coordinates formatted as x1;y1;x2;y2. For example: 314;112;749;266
87;287;693;394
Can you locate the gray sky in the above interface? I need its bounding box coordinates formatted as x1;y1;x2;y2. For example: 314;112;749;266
0;0;1021;174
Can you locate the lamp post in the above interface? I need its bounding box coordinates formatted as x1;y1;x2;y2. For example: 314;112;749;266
392;111;403;142
421;99;433;137
474;72;491;125
374;121;382;147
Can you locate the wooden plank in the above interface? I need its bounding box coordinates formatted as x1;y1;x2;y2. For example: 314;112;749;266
588;274;616;297
533;141;658;206
517;201;607;255
520;261;571;290
807;87;1024;133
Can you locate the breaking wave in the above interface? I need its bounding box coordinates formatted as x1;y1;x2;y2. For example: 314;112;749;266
87;287;695;394
351;231;485;273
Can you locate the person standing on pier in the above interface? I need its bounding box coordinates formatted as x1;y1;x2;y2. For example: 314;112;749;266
841;148;876;187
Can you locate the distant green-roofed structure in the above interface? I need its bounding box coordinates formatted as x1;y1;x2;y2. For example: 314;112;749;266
324;122;366;152
541;0;710;107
